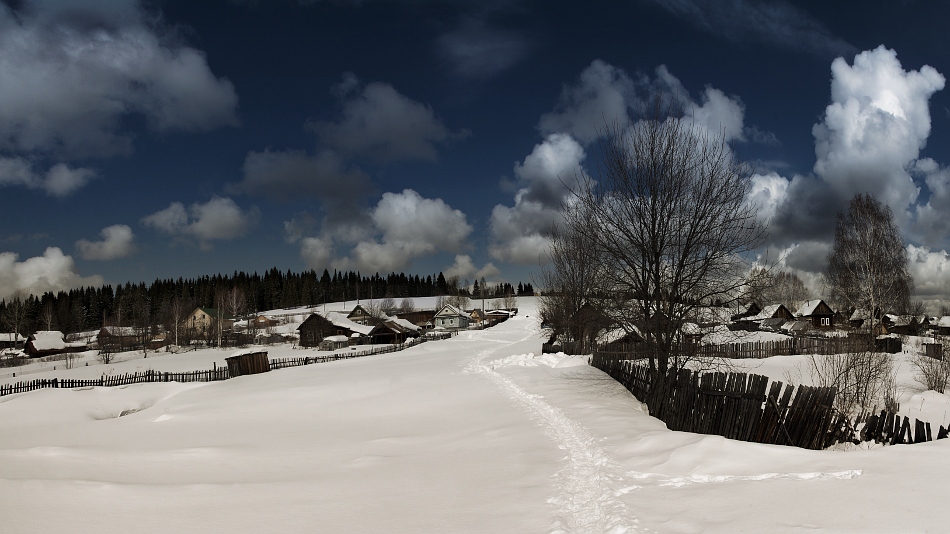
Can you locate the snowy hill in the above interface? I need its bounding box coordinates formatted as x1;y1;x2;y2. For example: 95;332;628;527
3;298;950;532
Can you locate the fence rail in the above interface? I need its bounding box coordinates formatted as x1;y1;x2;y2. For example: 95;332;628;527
0;331;455;398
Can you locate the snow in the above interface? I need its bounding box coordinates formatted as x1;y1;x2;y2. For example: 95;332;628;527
27;330;66;351
701;325;792;344
794;299;824;317
3;298;950;532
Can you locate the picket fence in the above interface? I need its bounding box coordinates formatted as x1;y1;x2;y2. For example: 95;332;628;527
0;331;454;398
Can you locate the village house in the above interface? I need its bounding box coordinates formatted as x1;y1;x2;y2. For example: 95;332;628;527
795;299;836;329
24;331;87;358
0;333;25;350
433;304;470;330
249;315;280;329
189;307;235;336
730;302;762;322
732;304;794;331
97;326;145;353
882;314;918;336
346;304;376;326
368;318;421;344
395;310;436;330
297;311;372;348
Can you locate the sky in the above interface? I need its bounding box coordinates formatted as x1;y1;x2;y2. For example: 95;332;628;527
3;0;950;308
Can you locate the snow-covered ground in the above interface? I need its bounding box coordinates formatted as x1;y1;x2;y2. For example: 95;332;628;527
3;298;950;532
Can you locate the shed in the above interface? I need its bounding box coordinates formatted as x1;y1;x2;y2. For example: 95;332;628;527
225;349;270;377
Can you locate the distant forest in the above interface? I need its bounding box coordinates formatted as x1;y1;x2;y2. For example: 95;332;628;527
0;268;536;336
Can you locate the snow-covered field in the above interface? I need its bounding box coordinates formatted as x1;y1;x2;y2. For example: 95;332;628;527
4;298;950;532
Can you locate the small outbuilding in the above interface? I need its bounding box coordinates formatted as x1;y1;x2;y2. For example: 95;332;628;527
225;349;270;377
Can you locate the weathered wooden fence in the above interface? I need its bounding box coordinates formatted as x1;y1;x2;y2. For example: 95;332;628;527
0;331;455;398
591;353;845;449
591;336;900;362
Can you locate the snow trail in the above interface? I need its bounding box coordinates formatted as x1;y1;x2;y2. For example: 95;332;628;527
455;328;641;533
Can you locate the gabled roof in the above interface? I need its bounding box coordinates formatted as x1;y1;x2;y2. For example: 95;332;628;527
850;308;872;321
194;307;235;320
795;299;831;317
28;331;66;351
743;304;792;322
322;311;373;335
434;304;466;318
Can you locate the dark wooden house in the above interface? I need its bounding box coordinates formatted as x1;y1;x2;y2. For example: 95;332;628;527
297;312;371;348
368;320;421;344
795;299;836;329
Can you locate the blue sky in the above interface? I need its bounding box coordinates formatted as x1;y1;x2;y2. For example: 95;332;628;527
4;0;950;306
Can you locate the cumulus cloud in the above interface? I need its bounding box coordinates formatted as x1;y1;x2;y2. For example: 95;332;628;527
0;158;95;197
489;133;586;264
812;45;944;218
299;189;473;273
443;254;500;283
311;76;466;163
538;60;635;143
76;224;135;261
642;0;855;57
0;0;238;159
142;196;257;246
911;158;950;246
907;245;950;300
0;247;104;300
438;18;530;79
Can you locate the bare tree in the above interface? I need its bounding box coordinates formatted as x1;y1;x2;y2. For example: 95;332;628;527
397;298;416;314
571;109;766;377
827;193;912;334
379;296;397;316
41;302;55;331
2;290;28;349
539;202;608;353
163;295;193;349
746;268;811;310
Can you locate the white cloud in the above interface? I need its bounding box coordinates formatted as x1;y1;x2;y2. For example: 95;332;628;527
489;133;585;264
301;189;474;273
812;45;944;217
0;0;238;159
0;247;104;300
311;77;465;163
442;254;500;283
76;224;135;261
747;172;790;225
142;196;256;246
911;158;950;246
538;60;634;144
907;245;950;300
0;157;95;197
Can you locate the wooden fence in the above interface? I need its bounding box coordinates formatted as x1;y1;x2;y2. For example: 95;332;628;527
592;353;854;449
591;336;899;362
0;331;455;398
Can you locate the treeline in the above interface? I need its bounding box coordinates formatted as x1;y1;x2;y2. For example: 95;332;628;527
0;268;534;336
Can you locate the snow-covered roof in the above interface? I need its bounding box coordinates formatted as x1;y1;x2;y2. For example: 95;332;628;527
936;316;950;328
692;307;733;324
598;325;643;344
100;326;140;336
681;322;702;336
743;304;784;322
388;317;421;331
29;331;66;351
434;303;466;318
229;348;269;358
323;335;349;343
322;311;374;335
0;333;25;342
850;308;871;321
795;299;826;317
781;320;811;332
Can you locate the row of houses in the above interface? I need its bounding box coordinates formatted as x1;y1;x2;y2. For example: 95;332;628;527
297;303;513;350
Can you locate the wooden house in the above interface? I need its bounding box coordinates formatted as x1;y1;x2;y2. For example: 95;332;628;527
368;319;421;344
882;314;918;336
732;304;794;331
0;333;25;350
297;312;372;348
97;326;145;353
395;310;436;329
731;302;762;322
189;307;235;335
795;299;835;329
469;309;488;325
347;304;375;326
250;315;279;329
25;331;86;358
434;304;470;330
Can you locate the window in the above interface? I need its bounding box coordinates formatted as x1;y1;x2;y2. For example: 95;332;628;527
821;317;829;326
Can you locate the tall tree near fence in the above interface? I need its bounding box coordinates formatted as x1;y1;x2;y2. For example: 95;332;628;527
569;103;767;379
826;193;912;335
